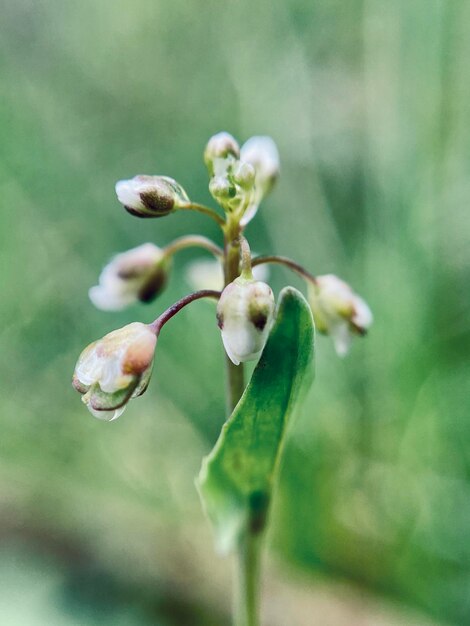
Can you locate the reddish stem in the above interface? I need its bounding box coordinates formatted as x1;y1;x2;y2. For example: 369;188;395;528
150;290;220;335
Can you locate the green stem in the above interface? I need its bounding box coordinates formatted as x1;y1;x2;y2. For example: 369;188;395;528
252;254;317;284
222;217;261;626
178;202;226;226
239;236;253;280
223;215;245;415
149;290;220;334
163;234;224;259
235;532;261;626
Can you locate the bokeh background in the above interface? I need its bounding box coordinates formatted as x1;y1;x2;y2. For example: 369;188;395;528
1;1;469;624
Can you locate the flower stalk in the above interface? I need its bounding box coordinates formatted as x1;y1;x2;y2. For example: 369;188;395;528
235;531;262;626
223;215;245;414
149;290;221;335
177;201;226;226
252;254;317;284
162;234;224;260
73;130;373;626
239;236;253;280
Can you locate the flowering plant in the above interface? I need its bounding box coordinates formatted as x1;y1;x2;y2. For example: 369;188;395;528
72;131;372;625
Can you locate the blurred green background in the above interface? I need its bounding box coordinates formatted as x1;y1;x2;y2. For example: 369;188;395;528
1;0;469;624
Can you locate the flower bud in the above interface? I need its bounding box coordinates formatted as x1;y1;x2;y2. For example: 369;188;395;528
208;176;236;203
240;136;280;194
115;175;189;218
204;132;240;176
239;136;280;225
216;278;275;365
89;243;170;311
233;161;256;190
72;322;156;420
307;274;373;356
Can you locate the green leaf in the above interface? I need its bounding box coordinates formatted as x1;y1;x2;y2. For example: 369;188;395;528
197;287;315;553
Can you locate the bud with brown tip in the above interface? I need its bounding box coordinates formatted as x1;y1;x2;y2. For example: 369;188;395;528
115;175;189;218
216;277;275;365
204;132;240;177
307;274;372;356
89;243;171;311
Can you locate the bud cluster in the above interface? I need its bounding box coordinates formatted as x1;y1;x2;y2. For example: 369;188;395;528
204;132;280;225
73;130;373;422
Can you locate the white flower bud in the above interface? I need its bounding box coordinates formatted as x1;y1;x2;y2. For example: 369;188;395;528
72;322;156;420
239;136;280;225
185;258;269;293
216;278;275;365
307;274;373;356
233;161;256;189
115;175;189;218
208;176;236;203
89;243;169;311
204;132;240;176
240;136;280;197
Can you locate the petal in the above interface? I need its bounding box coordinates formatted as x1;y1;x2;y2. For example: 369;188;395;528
89;285;136;311
251;264;268;284
221;330;241;365
330;323;353;357
115;180;144;210
240;136;280;195
239;199;260;227
72;373;89;394
87;380;138;411
75;343;103;387
185;259;224;292
87;405;126;421
352;296;373;330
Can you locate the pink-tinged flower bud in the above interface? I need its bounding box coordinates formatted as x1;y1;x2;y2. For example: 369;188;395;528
216;278;275;365
204;132;240;176
89;243;170;311
72;322;156;420
307;274;373;356
115;175;189;218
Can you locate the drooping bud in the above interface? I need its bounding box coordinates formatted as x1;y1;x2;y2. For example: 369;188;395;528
216;277;275;365
89;243;170;311
307;274;373;356
72;322;156;420
115;175;189;218
204;132;240;176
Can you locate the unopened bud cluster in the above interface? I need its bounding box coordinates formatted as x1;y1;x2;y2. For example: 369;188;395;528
205;132;280;225
73;129;373;421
